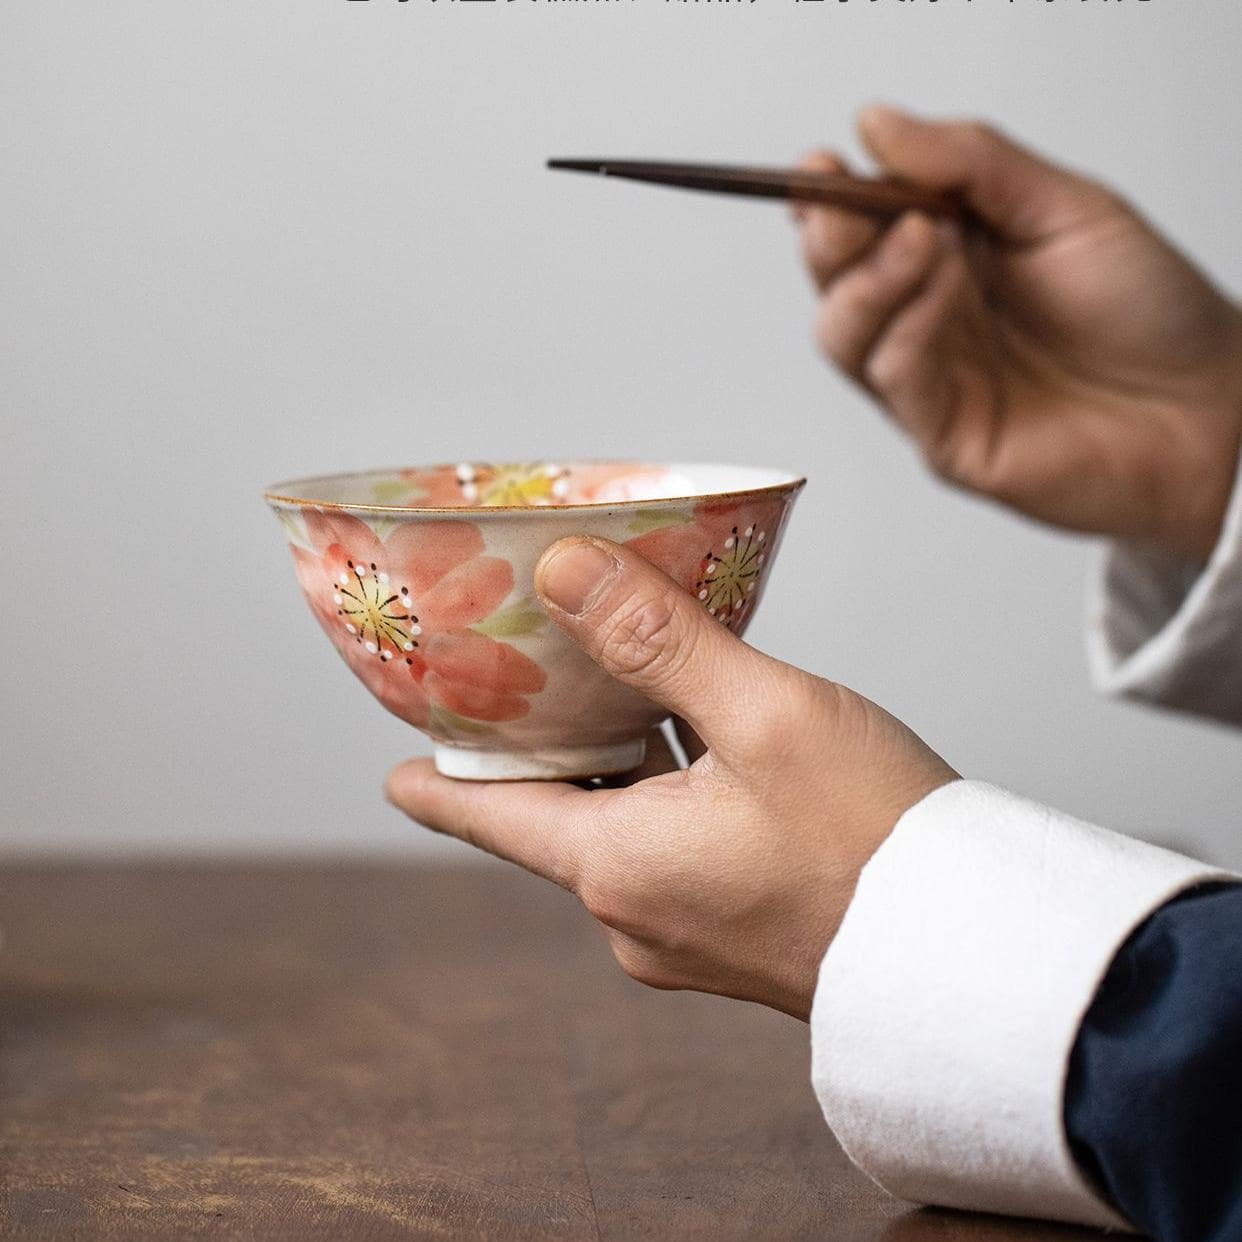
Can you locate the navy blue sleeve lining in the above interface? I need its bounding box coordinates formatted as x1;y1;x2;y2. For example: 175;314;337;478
1065;882;1242;1242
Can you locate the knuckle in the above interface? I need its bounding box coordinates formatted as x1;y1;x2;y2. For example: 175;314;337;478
808;671;851;724
955;119;999;153
597;592;687;685
923;434;961;482
1089;184;1132;220
818;287;882;373
799;148;840;174
579;873;624;927
804;217;879;288
576;841;636;929
773;672;857;748
863;343;907;394
921;419;977;487
612;941;680;992
834;270;887;320
814;298;854;367
629;963;676;991
782;689;826;748
801;219;832;270
750;696;799;754
803;232;849;289
742;667;817;753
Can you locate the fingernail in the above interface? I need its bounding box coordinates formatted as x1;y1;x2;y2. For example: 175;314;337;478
537;539;621;617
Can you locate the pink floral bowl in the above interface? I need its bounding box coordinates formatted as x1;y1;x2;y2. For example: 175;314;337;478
265;461;804;781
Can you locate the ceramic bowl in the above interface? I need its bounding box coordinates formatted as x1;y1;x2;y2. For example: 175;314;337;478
266;461;804;781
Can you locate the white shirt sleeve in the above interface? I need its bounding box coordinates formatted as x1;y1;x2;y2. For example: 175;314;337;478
810;779;1231;1230
1088;451;1242;724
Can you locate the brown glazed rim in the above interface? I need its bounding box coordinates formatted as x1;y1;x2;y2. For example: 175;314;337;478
263;461;807;516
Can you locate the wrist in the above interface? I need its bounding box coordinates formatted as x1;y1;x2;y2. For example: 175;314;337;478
1171;436;1239;565
1160;310;1242;563
781;758;959;1023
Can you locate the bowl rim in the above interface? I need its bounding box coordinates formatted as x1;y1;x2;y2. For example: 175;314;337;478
263;460;807;516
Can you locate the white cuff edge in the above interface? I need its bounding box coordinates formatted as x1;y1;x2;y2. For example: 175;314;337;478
810;779;1232;1232
1088;450;1242;700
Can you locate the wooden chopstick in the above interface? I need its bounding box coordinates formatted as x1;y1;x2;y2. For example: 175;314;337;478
547;158;961;219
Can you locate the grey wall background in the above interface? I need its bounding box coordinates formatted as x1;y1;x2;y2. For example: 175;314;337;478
3;1;1239;865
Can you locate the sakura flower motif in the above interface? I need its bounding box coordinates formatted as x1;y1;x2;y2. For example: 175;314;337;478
695;523;767;629
405;462;573;507
289;510;545;729
625;500;784;633
454;462;572;506
395;461;684;508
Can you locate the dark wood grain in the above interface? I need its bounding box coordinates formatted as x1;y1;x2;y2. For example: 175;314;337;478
0;864;1101;1240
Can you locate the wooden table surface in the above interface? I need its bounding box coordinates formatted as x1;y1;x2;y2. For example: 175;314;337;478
0;863;1103;1241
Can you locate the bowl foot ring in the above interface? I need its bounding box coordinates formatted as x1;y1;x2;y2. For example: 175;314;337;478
433;738;647;782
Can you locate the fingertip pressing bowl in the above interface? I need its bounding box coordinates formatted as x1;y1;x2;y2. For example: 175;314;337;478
265;460;804;781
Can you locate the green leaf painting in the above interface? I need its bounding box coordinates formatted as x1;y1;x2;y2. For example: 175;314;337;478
626;508;691;536
275;508;312;550
370;477;419;505
472;597;547;639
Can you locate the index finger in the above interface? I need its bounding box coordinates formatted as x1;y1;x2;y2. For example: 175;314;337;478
385;758;602;893
798;151;885;293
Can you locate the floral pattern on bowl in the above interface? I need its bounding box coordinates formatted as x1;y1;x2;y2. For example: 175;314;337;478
626;501;774;632
289;510;546;733
267;461;804;780
351;461;698;509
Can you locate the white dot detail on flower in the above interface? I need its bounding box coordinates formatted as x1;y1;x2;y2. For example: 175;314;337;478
333;594;342;605
339;572;349;585
403;642;415;652
345;623;357;634
409;624;422;636
355;564;366;577
365;642;377;654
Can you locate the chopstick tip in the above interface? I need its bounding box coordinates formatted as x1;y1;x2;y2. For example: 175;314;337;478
547;158;605;174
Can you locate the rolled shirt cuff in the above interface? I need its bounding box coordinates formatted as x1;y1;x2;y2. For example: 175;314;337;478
810;779;1230;1230
1088;449;1242;724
